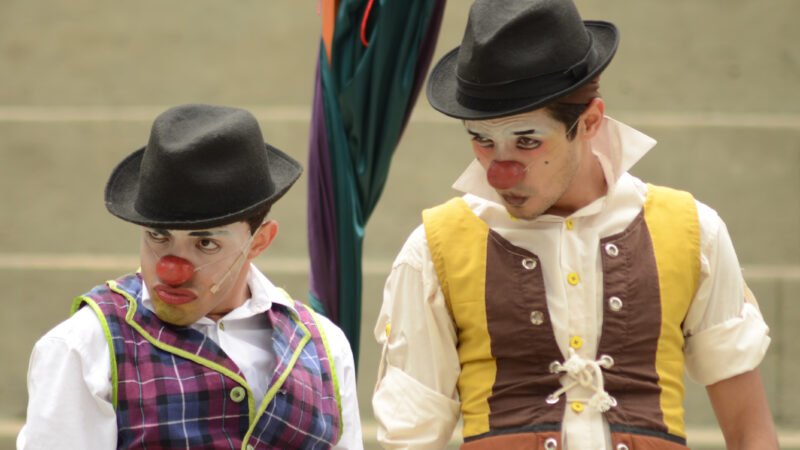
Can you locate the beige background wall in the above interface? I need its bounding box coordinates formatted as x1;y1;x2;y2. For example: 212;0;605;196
1;1;798;448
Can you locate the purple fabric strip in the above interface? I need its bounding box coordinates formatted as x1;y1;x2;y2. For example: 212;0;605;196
307;54;340;323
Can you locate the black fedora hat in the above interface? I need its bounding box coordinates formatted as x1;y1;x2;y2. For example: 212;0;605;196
105;104;303;229
427;0;619;120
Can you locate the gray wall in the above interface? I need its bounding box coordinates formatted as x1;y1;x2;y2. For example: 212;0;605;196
1;1;798;449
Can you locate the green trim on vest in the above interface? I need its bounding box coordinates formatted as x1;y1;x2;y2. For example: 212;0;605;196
96;279;317;435
243;302;312;446
273;286;344;438
307;303;344;440
106;279;259;418
71;294;120;408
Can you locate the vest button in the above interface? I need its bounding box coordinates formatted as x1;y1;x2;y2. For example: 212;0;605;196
530;310;544;326
608;296;623;312
544;437;558;449
521;257;537;270
571;401;585;414
230;386;246;403
569;335;584;349
599;354;615;368
567;272;580;285
565;218;574;230
567;272;581;286
604;243;620;257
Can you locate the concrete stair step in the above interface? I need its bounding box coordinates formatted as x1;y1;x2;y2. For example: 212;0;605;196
1;116;797;264
2;1;799;112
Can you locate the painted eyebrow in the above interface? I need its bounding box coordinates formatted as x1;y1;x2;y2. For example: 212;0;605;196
148;229;229;237
466;129;538;137
187;230;230;237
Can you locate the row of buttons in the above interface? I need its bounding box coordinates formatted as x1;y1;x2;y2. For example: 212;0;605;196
517;234;625;448
523;238;623;425
604;244;623;312
528;299;624;327
520;244;619;276
552;214;619;256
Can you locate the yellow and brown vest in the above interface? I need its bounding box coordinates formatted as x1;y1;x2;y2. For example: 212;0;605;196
422;185;700;450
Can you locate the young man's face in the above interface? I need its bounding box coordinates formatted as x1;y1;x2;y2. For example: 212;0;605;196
465;106;596;220
138;220;276;326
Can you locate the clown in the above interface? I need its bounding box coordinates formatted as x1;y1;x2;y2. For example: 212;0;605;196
18;104;363;449
372;1;777;449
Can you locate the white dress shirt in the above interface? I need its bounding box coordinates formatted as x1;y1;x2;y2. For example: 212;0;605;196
18;263;363;450
372;117;771;450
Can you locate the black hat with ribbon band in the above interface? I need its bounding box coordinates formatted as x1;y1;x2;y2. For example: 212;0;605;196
427;0;619;120
104;104;302;229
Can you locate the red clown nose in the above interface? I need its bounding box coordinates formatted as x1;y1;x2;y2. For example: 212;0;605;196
155;255;195;286
487;160;526;190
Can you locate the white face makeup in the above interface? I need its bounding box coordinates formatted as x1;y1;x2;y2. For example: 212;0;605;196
144;226;250;271
465;112;559;159
464;108;586;219
139;221;260;326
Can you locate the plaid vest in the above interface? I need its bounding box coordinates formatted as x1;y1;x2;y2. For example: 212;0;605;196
72;273;342;450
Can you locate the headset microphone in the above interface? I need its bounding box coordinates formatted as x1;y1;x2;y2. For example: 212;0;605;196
208;225;261;294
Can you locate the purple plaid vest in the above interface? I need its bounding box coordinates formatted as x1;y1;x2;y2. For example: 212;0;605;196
73;273;342;450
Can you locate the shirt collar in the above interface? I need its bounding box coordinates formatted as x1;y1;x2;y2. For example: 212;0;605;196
452;116;656;207
141;263;297;324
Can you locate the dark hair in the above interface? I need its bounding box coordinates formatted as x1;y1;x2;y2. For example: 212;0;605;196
243;205;271;234
544;102;590;141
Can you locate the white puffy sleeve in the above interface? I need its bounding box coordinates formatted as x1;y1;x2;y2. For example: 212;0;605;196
372;225;461;449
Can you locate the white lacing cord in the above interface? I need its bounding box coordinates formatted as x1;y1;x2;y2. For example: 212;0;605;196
546;348;617;412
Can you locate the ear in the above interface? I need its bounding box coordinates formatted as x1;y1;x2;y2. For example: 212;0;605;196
247;220;278;260
579;97;605;140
